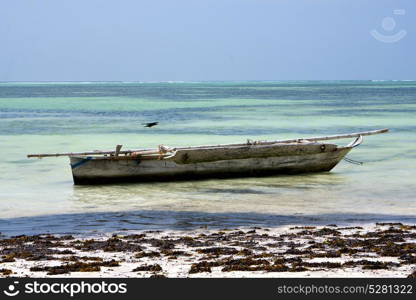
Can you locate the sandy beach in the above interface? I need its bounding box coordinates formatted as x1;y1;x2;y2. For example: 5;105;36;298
1;2;415;296
1;222;415;278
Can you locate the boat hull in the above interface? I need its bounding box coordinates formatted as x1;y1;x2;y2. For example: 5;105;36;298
70;144;352;185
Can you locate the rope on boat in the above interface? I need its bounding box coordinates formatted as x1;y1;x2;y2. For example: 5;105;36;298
343;156;364;165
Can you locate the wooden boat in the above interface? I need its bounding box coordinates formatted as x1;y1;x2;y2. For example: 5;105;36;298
27;128;388;185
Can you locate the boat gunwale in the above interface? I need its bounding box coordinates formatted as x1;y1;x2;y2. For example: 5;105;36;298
70;141;348;161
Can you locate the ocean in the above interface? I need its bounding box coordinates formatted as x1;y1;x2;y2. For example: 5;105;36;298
0;81;415;236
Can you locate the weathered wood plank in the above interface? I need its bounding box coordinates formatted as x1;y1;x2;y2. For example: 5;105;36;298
170;143;337;164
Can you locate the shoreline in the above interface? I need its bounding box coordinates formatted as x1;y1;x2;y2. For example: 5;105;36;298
1;223;415;278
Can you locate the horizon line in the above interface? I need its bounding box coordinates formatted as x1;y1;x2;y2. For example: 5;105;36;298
1;79;415;83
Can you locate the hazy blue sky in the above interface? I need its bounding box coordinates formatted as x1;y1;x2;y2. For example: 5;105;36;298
0;0;414;81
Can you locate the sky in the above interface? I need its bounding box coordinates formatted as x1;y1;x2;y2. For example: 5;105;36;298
0;0;415;81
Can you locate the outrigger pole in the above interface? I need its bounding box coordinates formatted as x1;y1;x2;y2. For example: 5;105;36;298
27;128;389;159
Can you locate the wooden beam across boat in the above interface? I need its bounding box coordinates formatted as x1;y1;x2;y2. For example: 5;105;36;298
271;128;389;143
161;128;389;150
27;149;159;158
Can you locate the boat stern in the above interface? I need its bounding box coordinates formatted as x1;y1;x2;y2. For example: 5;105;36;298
69;156;95;185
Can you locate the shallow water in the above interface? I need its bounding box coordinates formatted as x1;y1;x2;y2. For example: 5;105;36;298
0;81;415;236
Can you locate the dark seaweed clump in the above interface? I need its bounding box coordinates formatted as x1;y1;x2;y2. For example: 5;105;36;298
150;274;166;278
29;260;120;275
135;251;161;258
189;261;214;274
70;237;143;252
197;247;239;256
0;269;12;276
133;264;162;272
0;234;75;262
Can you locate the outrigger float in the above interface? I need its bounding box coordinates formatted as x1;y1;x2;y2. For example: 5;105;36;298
27;129;388;185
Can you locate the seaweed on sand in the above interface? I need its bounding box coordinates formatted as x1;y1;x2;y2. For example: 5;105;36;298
189;261;214;274
196;247;239;256
133;264;162;272
135;251;161;259
30;260;120;275
70;237;143;252
407;270;416;278
343;260;399;270
0;268;12;276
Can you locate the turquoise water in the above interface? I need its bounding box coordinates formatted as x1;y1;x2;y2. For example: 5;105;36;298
0;81;415;235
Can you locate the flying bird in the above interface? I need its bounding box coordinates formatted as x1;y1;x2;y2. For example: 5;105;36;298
143;122;159;128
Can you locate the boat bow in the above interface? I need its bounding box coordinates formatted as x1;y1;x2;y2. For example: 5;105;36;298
347;135;363;148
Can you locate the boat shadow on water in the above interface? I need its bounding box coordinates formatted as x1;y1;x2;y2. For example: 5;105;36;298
66;172;351;211
69;171;349;194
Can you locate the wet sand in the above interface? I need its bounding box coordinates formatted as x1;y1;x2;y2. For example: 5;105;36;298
1;222;415;278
